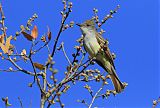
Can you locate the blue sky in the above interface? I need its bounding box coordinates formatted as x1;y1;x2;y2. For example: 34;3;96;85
0;0;159;108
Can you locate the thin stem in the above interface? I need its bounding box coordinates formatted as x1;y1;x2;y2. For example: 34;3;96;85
50;8;71;58
0;69;20;72
8;56;40;76
46;8;71;68
0;3;7;39
78;51;86;66
29;57;44;93
57;96;64;108
43;67;47;91
77;100;89;107
99;5;120;27
61;42;72;65
80;58;90;67
72;49;80;64
33;41;50;54
18;97;23;108
46;44;51;54
88;86;103;108
40;67;47;108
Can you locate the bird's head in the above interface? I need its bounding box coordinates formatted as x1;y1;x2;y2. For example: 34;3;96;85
76;19;96;34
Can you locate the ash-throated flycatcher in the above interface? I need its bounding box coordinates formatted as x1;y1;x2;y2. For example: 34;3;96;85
77;19;124;93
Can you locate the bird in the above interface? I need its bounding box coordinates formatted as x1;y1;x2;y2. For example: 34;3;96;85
76;19;124;93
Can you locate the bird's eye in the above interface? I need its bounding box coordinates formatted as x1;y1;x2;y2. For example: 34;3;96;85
86;24;90;26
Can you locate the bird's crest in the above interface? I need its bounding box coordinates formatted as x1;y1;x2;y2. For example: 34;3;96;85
84;19;95;26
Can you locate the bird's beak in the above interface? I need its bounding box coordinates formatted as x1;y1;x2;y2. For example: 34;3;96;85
76;23;81;27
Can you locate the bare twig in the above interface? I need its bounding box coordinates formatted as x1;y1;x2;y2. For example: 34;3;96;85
29;57;44;93
61;42;72;65
43;68;47;91
0;69;20;72
78;51;86;66
50;9;71;57
72;48;80;64
88;85;103;108
8;56;42;76
77;99;89;107
0;3;7;39
46;5;72;68
41;68;47;108
80;58;91;67
46;44;51;54
57;96;64;108
18;97;23;108
33;41;50;54
93;5;120;28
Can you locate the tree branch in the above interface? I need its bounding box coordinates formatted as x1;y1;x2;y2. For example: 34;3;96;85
88;85;103;108
8;56;42;76
61;42;72;65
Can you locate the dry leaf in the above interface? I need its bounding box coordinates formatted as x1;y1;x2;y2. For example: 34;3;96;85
5;36;12;50
48;31;51;40
0;43;7;53
0;35;4;44
0;36;12;54
22;31;33;41
31;25;38;39
33;62;45;70
47;27;51;40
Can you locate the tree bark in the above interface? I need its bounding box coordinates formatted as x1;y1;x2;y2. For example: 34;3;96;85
40;94;46;108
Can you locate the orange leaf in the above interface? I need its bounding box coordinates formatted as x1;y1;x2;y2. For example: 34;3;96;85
0;35;4;44
31;25;38;39
33;62;45;70
22;31;33;41
47;27;51;40
48;31;51;40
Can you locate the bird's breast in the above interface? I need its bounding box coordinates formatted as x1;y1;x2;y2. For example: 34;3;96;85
83;34;101;57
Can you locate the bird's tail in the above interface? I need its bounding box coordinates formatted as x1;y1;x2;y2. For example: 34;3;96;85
109;67;124;93
96;59;124;93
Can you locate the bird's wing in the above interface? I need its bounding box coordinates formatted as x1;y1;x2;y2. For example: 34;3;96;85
95;32;116;69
